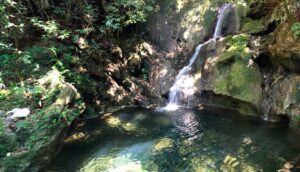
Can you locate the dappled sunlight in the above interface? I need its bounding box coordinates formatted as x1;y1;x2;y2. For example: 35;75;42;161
50;108;299;171
38;69;62;88
106;77;127;103
64;132;90;144
242;137;253;145
153;138;174;152
221;155;240;170
123;122;138;132
176;0;189;12
193;71;202;82
159;68;168;77
190;156;217;171
105;115;122;127
101;111;158;134
78;141;155;172
181;0;213;41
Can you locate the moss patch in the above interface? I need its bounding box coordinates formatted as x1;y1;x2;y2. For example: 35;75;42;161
217;34;250;63
0;70;84;171
153;138;174;152
0;122;19;158
241;18;264;34
213;34;262;107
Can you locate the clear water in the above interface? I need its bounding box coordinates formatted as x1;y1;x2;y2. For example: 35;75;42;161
47;108;300;172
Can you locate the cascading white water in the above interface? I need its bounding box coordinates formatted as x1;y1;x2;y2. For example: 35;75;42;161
163;4;232;111
213;4;232;39
164;44;204;111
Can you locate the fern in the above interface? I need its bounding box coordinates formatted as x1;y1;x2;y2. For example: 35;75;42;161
291;22;300;38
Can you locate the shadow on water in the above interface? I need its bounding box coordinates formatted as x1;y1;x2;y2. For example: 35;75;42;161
46;107;300;172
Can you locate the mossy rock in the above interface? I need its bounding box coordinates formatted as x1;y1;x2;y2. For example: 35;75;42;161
0;119;19;158
204;34;262;114
241;18;264;34
0;70;84;172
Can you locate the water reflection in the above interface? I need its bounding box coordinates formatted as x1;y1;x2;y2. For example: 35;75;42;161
48;108;300;172
172;110;200;140
79;141;154;172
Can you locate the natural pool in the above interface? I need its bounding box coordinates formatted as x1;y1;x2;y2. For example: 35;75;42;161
47;108;300;172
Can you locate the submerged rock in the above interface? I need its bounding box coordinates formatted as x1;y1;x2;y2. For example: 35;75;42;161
153;138;174;152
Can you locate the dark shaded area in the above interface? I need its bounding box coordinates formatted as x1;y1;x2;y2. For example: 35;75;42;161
255;21;278;36
196;90;260;116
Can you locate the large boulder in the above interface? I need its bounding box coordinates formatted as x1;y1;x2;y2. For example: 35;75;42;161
262;72;300;129
196;34;263;116
0;70;84;172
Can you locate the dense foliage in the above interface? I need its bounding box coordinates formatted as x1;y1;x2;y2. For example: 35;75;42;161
291;22;300;38
0;0;155;171
0;0;155;92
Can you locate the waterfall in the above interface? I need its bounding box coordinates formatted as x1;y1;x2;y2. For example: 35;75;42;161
163;44;204;111
162;4;232;111
213;4;232;39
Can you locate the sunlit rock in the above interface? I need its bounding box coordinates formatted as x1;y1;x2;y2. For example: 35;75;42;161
220;155;240;171
111;46;123;58
153;138;173;152
190;156;217;172
242;137;253;145
38;69;62;88
64;132;89;144
123;122;137;132
135;42;154;58
106;116;122;127
128;53;141;68
6;108;30;119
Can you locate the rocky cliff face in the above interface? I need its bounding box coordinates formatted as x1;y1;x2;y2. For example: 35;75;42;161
148;0;300;130
247;0;300;130
148;0;239;97
195;34;263;117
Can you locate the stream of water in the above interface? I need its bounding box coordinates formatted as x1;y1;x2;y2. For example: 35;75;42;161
163;4;232;111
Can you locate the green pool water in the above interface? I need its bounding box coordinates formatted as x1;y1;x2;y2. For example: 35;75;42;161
47;108;300;172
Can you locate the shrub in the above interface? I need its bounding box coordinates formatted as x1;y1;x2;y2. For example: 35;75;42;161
101;0;155;33
291;22;300;38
